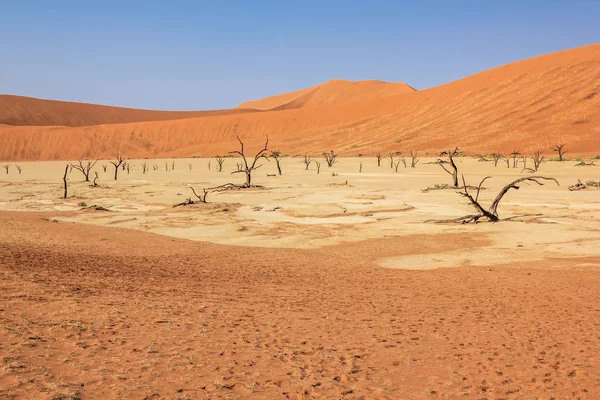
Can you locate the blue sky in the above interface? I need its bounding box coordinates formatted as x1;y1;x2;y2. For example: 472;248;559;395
1;1;598;110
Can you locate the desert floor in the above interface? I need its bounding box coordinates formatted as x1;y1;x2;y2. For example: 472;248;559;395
1;156;599;399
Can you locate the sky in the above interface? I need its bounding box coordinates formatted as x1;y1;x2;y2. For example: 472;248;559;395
1;1;598;110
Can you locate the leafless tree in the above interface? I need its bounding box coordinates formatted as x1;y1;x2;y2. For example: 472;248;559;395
551;143;567;161
71;159;98;182
172;161;175;170
388;152;394;168
152;164;159;171
188;163;193;170
503;157;510;168
315;161;321;174
91;172;100;187
235;161;244;172
271;151;283;175
215;156;225;172
359;161;363;173
521;155;527;169
532;150;544;171
491;153;503;167
303;154;312;170
126;162;134;174
436;147;460;187
394;159;402;172
323;150;337;167
110;154;126;180
62;164;69;199
165;161;169;172
3;165;9;174
376;152;383;167
141;162;148;174
440;175;559;223
190;187;209;203
207;159;211;170
15;165;22;174
230;136;270;187
410;150;419;168
510;150;521;168
102;164;107;172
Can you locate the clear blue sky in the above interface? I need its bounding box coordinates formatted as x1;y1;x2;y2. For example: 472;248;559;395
1;1;598;110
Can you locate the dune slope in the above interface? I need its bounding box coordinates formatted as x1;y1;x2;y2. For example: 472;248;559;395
0;44;599;160
0;95;257;127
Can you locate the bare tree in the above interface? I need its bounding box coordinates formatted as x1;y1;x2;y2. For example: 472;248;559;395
71;159;98;182
388;152;394;168
359;161;363;173
315;161;321;174
3;165;9;174
110;155;126;180
101;164;107;172
521;155;527;169
62;164;69;199
91;172;100;187
165;161;169;172
510;150;521;168
215;156;225;172
303;154;312;170
399;155;407;168
190;187;209;203
271;151;283;175
15;165;22;174
436;147;460;187
126;163;134;174
551;143;567;161
188;163;193;170
230;136;270;187
491;153;503;167
503;157;510;168
410;150;419;168
207;159;211;170
376;152;383;167
447;175;559;223
323;150;337;167
141;162;148;174
532;150;544;172
152;164;159;171
172;161;175;170
394;159;402;172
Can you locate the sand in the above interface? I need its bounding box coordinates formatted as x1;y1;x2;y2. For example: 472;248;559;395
1;44;599;160
1;156;600;399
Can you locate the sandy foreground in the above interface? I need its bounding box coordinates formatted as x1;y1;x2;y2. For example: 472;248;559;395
1;156;600;399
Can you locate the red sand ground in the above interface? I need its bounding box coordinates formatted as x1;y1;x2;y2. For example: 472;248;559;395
0;44;599;160
1;211;599;399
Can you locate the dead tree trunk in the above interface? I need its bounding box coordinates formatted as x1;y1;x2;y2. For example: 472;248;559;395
230;136;270;188
141;162;148;174
3;165;9;174
532;150;544;171
323;150;337;167
16;166;22;174
510;150;521;168
376;152;382;167
437;147;460;187
410;150;419;168
303;154;312;170
359;161;363;173
315;161;321;174
215;156;225;172
63;164;69;199
271;151;283;175
388;153;394;168
491;153;503;167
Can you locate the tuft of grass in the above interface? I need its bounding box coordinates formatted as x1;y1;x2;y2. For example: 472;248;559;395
592;155;600;160
394;139;402;143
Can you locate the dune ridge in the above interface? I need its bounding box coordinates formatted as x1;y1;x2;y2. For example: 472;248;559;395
0;43;599;161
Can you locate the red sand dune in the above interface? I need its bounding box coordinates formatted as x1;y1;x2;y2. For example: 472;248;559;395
0;44;599;160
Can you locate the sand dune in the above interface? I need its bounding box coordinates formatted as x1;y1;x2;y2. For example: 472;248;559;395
0;43;599;160
236;79;416;110
0;95;258;127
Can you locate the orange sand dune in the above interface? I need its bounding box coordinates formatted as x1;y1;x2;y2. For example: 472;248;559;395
0;44;599;161
236;79;416;110
0;95;258;127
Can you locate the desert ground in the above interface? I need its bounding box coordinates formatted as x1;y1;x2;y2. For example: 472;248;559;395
1;155;600;399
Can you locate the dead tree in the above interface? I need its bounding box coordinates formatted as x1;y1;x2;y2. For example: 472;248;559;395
315;161;321;174
110;155;126;180
359;161;363;173
410;150;419;168
388;152;394;168
165;162;169;172
188;163;193;170
447;175;559;223
62;164;69;199
230;136;270;187
235;161;244;172
3;165;9;174
303;154;312;170
141;162;148;174
91;172;100;187
172;161;175;170
271;151;283;175
376;152;383;167
71;159;98;182
491;153;503;167
152;164;159;171
102;164;107;172
215;156;225;172
323;150;337;167
510;150;521;168
126;163;134;174
503;157;510;168
575;160;596;167
207;159;211;170
16;165;22;174
521;155;527;169
551;143;567;161
532;150;544;171
437;147;460;187
190;187;209;203
394;159;401;172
